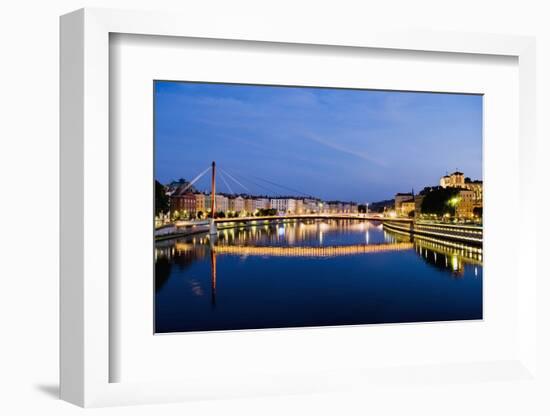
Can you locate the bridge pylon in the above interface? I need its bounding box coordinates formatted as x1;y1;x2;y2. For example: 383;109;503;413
209;218;217;236
209;160;218;235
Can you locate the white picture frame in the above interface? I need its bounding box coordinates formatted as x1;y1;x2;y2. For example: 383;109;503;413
60;7;538;407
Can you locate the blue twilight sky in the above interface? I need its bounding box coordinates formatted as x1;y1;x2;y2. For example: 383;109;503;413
154;81;482;203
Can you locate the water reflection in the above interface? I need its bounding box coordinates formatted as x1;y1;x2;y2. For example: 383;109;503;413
155;219;483;332
215;218;387;247
382;229;482;277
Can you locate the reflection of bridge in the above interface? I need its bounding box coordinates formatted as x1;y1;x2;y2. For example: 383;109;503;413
164;234;480;306
173;241;413;257
213;242;413;257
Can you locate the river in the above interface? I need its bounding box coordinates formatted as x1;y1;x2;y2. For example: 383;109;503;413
155;219;482;333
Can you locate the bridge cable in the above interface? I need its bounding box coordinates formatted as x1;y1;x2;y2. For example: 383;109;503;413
248;175;310;197
226;167;310;197
222;168;311;197
219;168;251;193
219;170;235;195
220;169;277;196
234;176;276;195
176;166;211;194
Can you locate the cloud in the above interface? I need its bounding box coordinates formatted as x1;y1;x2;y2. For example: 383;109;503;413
302;132;387;167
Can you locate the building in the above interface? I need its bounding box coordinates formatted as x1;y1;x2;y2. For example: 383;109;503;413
342;202;359;213
328;202;343;213
244;198;255;214
205;194;229;214
400;201;415;216
464;178;483;207
395;192;414;216
440;171;465;188
440;171;483;207
286;199;297;213
195;193;206;212
414;194;424;218
229;196;245;213
303;198;320;213
166;179;197;197
295;199;304;214
270;198;284;212
170;192;196;218
319;202;330;213
270;198;297;214
456;189;476;218
254;198;270;210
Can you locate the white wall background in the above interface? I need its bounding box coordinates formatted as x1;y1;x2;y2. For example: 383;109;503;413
0;1;548;415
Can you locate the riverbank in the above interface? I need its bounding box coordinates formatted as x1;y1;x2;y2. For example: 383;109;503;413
155;214;411;241
383;220;483;246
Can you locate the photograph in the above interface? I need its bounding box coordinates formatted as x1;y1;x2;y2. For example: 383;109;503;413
153;81;483;333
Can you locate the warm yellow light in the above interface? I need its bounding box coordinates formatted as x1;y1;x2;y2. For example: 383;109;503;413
448;197;460;206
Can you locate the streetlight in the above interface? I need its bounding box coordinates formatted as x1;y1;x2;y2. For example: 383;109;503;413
447;197;460;219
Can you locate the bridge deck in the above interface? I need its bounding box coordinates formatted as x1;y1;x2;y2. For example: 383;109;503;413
214;214;412;224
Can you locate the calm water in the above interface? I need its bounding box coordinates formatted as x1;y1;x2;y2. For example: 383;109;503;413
155;219;482;333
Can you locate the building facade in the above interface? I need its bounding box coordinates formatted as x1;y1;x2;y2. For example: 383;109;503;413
400;201;415;216
303;198;320;213
244;198;255;214
229;196;245;213
170;192;196;218
456;189;476;218
195;193;206;212
395;192;414;216
270;198;297;213
205;194;229;214
328;202;343;213
440;171;483;208
414;194;424;218
295;199;304;214
254;198;270;210
440;171;465;188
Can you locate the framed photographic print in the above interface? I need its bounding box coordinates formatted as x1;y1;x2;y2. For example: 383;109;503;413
153;81;484;334
60;8;538;407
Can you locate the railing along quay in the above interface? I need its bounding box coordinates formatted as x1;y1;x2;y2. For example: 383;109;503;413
383;220;483;246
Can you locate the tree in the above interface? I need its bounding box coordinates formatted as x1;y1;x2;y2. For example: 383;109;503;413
420;187;460;217
256;208;277;216
408;210;415;218
155;180;169;216
358;204;367;213
197;210;204;219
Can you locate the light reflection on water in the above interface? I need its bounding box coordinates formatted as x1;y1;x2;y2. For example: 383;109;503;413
155;219;482;333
